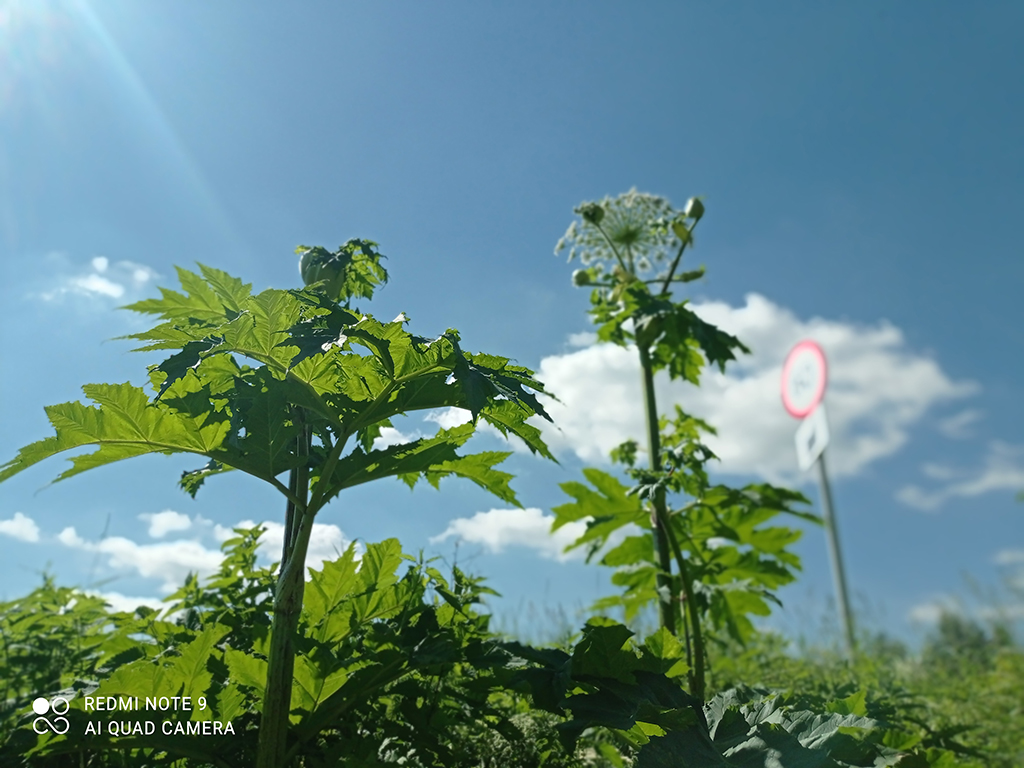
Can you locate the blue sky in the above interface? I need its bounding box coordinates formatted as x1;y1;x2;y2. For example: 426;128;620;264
1;1;1021;646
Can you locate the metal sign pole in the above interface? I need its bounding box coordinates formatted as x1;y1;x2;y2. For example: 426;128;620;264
815;449;855;659
782;340;856;660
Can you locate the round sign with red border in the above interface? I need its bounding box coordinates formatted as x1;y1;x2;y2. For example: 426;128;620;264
781;340;827;418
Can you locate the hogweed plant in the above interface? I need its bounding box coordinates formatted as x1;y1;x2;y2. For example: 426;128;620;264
554;191;817;701
0;240;556;768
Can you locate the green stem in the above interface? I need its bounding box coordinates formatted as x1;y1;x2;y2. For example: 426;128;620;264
593;222;630;275
257;421;311;768
636;342;677;636
654;502;707;701
659;216;701;296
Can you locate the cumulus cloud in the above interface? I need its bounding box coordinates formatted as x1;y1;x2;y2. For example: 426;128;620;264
424;408;474;430
140;510;194;538
938;409;984;440
33;252;159;304
0;511;41;542
430;507;589;562
372;426;424;450
57;526;222;593
51;512;352;593
536;293;976;482
994;549;1024;567
907;595;963;624
896;441;1024;511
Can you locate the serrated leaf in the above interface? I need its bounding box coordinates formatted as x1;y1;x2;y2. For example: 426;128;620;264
153;337;224;399
0;383;231;485
571;622;638;684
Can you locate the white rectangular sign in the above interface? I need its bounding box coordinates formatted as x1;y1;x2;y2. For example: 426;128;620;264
795;403;830;471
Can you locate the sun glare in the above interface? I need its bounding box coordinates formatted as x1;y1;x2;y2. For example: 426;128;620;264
0;0;75;112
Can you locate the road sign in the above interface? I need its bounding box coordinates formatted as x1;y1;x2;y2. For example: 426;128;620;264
780;341;855;658
781;340;827;418
795;403;830;471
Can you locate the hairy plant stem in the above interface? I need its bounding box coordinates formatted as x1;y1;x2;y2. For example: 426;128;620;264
636;342;677;637
653;502;707;701
257;422;311;768
637;336;707;700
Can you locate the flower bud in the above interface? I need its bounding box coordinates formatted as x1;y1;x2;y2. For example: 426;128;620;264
571;269;591;287
684;197;705;221
577;202;605;225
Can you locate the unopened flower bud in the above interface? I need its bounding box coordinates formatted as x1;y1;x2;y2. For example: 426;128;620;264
684;197;705;221
577;203;605;225
572;269;591;287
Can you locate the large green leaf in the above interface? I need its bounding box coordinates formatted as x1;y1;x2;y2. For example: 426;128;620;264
0;382;230;484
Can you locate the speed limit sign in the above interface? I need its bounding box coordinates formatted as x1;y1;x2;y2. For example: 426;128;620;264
781;340;827;418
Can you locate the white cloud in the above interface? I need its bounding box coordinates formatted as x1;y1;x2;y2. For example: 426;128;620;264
57;526;223;592
140;510;194;538
994;549;1024;567
71;274;124;298
896;441;1024;511
0;511;41;542
34;254;159;304
54;514;353;592
907;595;963;624
372;426;423;450
568;332;598;348
938;409;983;439
424;407;474;430
536;294;976;482
431;507;589;562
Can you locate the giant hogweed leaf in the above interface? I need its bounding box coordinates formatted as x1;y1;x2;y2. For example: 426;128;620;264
127;272;307;373
227;371;304;479
454;347;553;422
553;468;646;528
504;620;701;752
416;450;518;505
590;284;749;385
196;262;253;315
172;624;232;703
278;303;362;369
0;383;231;484
348;538;411;624
180;459;233;498
480;399;557;461
304;543;363;643
633;296;749;384
321;423;475;493
321;423;519;506
222;288;304;368
571;621;639;684
123;265;231;326
602;534;656;568
552;468;648;553
297;239;388;306
634;688;907;768
152;336;224;399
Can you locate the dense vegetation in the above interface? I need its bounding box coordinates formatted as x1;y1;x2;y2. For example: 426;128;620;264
1;532;1020;766
0;193;1019;766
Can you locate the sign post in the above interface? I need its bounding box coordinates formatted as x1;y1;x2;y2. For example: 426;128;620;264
782;341;855;659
